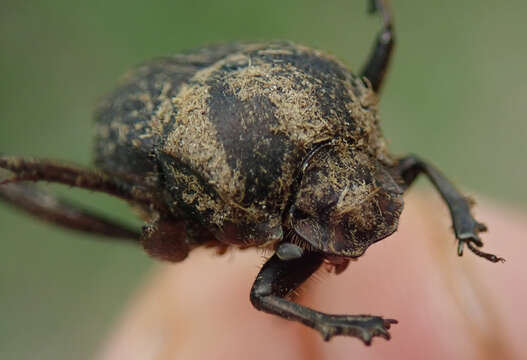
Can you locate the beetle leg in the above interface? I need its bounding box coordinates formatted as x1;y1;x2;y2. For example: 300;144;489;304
140;217;191;262
395;155;504;263
0;181;140;240
275;242;304;260
361;0;395;93
250;252;397;344
0;155;160;208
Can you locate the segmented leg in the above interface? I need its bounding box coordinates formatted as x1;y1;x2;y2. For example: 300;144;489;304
250;252;397;344
395;155;504;263
0;155;162;208
361;0;395;93
0;182;140;240
0;155;168;241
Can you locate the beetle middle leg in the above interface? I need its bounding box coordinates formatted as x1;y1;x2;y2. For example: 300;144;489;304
361;0;395;93
0;155;159;206
395;155;504;263
250;252;397;344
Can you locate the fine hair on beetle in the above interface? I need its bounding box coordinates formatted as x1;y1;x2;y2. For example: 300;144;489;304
0;0;503;345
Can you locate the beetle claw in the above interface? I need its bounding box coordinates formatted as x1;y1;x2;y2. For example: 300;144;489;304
456;225;504;263
465;240;505;263
454;211;502;261
315;315;397;344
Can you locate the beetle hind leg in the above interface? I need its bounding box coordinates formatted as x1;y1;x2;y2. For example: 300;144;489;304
361;0;395;93
250;252;397;344
395;155;504;263
0;181;140;240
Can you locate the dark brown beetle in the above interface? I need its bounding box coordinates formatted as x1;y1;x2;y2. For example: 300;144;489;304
0;0;503;345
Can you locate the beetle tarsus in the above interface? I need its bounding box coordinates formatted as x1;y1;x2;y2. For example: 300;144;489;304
317;314;397;344
465;240;505;263
395;155;504;263
250;252;397;344
455;219;503;262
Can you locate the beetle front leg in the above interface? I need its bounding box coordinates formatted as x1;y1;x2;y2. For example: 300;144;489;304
250;252;397;344
395;155;504;263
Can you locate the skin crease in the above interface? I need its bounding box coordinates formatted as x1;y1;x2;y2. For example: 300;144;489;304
97;192;525;360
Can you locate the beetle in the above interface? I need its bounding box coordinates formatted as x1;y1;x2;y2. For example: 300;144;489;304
0;0;503;345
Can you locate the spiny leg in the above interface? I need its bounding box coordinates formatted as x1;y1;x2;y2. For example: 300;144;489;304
361;0;395;93
395;155;504;263
250;252;397;344
0;182;140;241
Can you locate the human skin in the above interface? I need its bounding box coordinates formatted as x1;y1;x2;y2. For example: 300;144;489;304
98;192;526;360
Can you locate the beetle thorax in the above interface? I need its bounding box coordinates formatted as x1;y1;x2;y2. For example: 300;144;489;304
289;141;403;257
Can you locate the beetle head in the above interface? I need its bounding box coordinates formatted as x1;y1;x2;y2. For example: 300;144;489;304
290;143;403;257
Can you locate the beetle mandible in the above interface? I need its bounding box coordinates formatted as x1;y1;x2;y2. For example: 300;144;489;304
0;0;503;345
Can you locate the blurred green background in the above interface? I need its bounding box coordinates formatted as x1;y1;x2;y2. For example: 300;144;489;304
0;0;525;359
